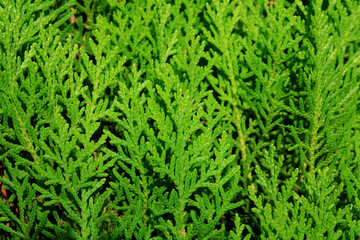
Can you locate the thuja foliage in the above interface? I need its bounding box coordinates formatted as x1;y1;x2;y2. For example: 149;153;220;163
0;0;359;239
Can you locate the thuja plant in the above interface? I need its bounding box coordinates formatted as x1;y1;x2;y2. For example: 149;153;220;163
202;0;360;238
0;0;359;239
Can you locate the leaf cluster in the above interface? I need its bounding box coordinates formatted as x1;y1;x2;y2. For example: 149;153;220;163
0;0;359;239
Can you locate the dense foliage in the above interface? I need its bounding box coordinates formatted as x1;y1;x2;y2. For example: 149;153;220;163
0;0;360;239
